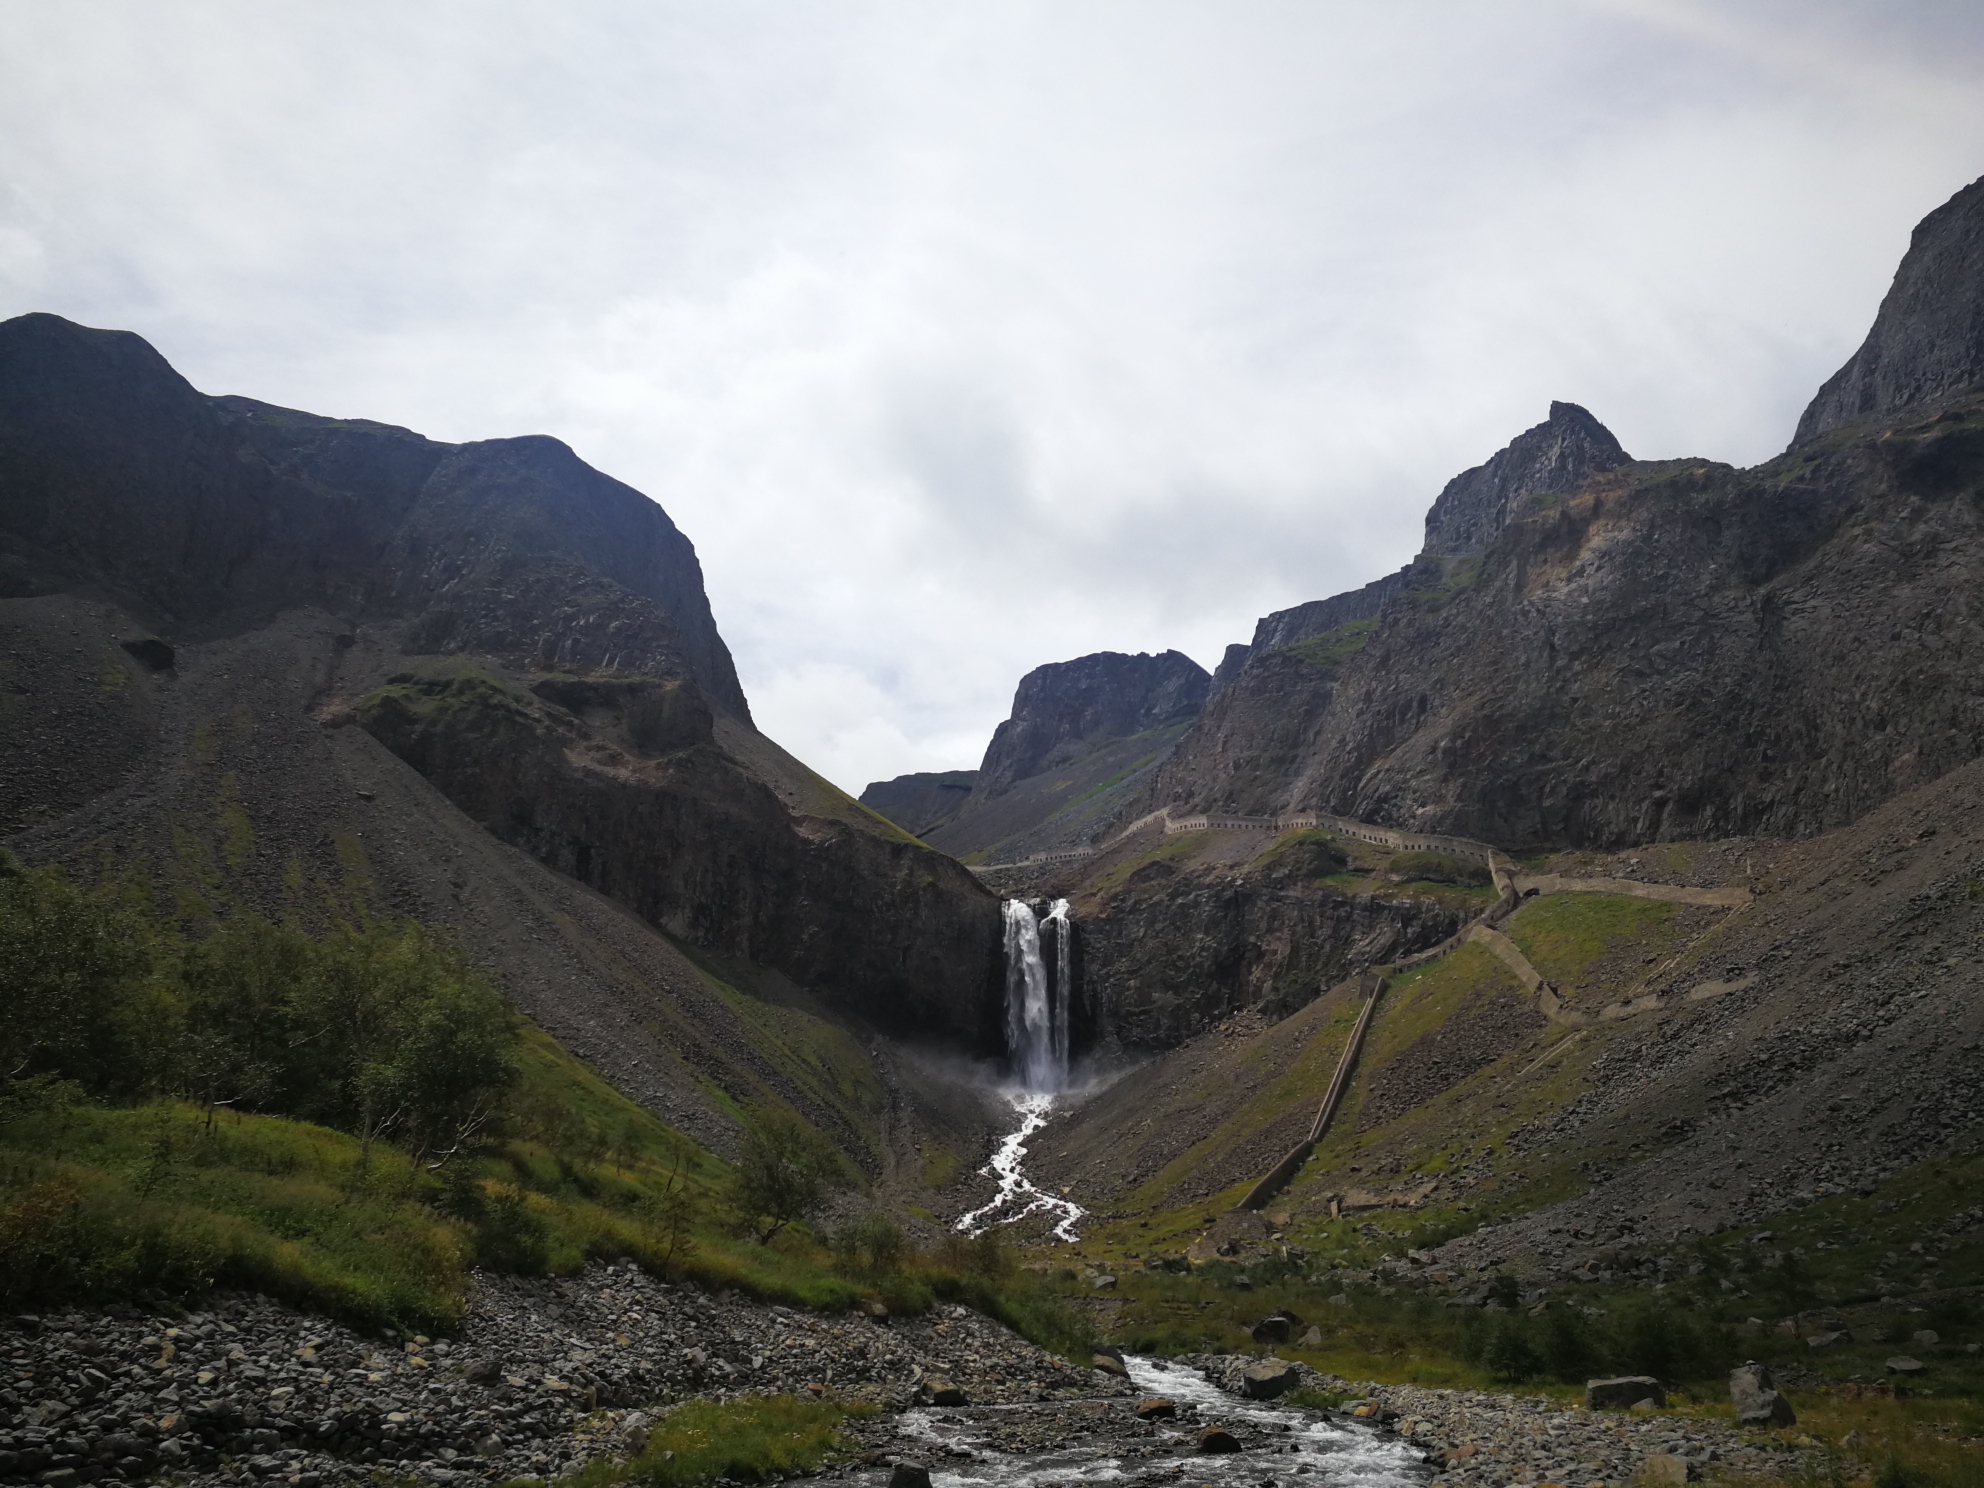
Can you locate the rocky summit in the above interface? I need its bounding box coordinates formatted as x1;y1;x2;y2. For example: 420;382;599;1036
6;170;1984;1488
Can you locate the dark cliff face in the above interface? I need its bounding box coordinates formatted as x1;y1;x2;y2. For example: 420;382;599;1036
1795;173;1984;446
0;311;1000;1041
1160;397;1984;845
975;649;1210;795
858;769;978;838
358;669;1002;1049
1148;185;1984;848
0;316;748;716
1420;400;1629;558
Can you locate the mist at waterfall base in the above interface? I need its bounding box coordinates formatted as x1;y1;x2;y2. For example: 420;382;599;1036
955;899;1088;1243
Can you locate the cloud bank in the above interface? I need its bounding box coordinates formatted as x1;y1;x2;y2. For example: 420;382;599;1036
5;0;1984;789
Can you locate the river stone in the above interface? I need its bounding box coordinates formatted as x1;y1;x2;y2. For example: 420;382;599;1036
1643;1452;1689;1486
1091;1353;1128;1378
1136;1398;1177;1420
1241;1358;1301;1400
1731;1362;1796;1426
1585;1376;1666;1410
889;1465;933;1488
917;1374;967;1405
1198;1427;1241;1453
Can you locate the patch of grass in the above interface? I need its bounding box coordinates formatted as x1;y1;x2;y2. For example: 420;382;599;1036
1281;619;1379;670
542;1393;877;1488
1504;892;1675;987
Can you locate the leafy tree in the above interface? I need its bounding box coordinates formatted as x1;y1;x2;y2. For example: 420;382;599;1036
734;1106;836;1244
1483;1313;1542;1382
0;851;163;1103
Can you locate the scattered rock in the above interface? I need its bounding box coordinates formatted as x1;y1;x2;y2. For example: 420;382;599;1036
1240;1358;1302;1400
916;1375;968;1406
1885;1357;1926;1376
1805;1331;1845;1350
1911;1330;1940;1347
1250;1315;1293;1345
1643;1451;1690;1486
1197;1426;1242;1453
1090;1353;1129;1378
1299;1326;1324;1347
1731;1361;1797;1427
888;1464;933;1488
1136;1398;1177;1420
1586;1376;1667;1411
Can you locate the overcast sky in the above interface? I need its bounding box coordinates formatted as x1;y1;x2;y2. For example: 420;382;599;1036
5;2;1984;792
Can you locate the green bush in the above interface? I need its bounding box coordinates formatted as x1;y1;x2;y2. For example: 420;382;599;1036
1388;851;1492;887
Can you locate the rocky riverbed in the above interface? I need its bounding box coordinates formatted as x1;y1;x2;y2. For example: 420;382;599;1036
0;1265;1128;1485
0;1272;1812;1488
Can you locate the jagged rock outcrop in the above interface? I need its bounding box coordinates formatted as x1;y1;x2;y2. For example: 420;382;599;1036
1794;173;1984;446
0;311;1000;1045
1420;400;1630;558
859;769;978;838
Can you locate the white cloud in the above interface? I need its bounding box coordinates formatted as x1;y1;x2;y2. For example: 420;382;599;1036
4;0;1983;790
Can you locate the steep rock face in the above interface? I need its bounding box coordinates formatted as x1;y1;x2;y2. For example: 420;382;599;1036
858;769;978;838
1795;173;1984;446
1420;400;1630;558
1261;403;1984;845
975;650;1210;795
358;669;1001;1049
0;311;1000;1041
1077;872;1466;1051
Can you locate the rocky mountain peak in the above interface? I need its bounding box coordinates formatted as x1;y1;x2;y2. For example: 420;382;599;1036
1420;400;1629;558
977;649;1210;796
1793;172;1984;446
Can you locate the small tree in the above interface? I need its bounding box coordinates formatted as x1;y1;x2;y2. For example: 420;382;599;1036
641;1132;699;1271
733;1107;835;1244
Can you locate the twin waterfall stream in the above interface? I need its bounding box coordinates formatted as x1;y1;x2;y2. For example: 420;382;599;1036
954;899;1086;1243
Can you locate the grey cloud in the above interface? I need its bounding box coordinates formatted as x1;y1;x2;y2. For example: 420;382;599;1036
4;1;1984;790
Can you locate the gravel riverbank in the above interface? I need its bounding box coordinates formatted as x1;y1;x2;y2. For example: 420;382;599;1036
0;1264;1127;1486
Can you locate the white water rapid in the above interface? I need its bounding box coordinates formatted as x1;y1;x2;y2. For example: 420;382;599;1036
891;1353;1423;1488
956;899;1085;1242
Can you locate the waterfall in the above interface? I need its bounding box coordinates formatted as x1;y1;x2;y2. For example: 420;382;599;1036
1045;897;1072;1076
1001;899;1059;1091
964;899;1084;1240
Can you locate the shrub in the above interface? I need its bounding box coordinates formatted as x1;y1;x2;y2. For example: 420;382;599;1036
733;1107;837;1244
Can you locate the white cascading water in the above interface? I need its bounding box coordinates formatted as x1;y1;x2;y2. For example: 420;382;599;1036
955;899;1085;1242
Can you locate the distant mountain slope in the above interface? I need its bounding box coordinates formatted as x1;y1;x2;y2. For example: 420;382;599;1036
0;315;1005;1168
859;769;978;838
890;649;1210;863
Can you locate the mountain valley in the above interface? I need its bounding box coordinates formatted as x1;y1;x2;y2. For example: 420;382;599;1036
4;174;1984;1488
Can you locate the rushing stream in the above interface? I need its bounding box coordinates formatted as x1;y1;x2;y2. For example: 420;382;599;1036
958;901;1086;1241
890;1356;1424;1488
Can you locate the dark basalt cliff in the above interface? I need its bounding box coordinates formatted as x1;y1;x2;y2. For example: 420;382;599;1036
920;649;1211;862
1145;173;1984;848
1420;400;1629;557
0;312;1001;1045
1794;174;1984;446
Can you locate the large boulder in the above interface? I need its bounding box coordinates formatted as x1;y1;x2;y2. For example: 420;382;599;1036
1730;1362;1796;1427
1197;1426;1241;1454
1585;1377;1666;1411
1240;1358;1302;1400
1250;1315;1293;1345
